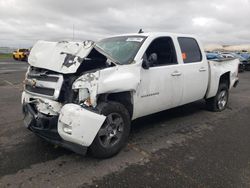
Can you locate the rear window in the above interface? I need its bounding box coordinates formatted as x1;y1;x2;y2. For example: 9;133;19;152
178;37;202;63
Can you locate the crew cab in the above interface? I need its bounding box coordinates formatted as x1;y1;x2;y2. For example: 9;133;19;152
22;32;239;158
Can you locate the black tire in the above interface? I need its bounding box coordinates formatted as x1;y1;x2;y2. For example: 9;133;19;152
13;55;18;60
89;101;131;158
245;64;250;71
206;82;229;112
22;56;28;62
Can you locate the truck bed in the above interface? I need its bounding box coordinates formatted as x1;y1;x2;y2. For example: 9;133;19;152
206;58;239;98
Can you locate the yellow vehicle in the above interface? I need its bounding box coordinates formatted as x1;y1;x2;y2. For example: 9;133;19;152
13;49;29;61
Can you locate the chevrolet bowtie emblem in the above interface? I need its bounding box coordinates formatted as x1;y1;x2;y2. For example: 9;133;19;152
24;79;37;88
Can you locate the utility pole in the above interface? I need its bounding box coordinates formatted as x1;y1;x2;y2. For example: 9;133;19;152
73;24;75;41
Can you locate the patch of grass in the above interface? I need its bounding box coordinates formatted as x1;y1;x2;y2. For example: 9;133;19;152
0;53;12;59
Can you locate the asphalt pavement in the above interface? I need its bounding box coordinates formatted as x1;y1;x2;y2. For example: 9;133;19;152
0;59;28;74
0;59;250;188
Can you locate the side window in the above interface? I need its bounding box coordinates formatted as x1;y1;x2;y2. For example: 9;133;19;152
178;37;202;63
145;37;177;66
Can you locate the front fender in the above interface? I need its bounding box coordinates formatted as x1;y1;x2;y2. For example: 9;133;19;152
73;65;141;106
97;66;140;94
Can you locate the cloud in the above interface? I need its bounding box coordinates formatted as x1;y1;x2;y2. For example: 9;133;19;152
0;0;249;47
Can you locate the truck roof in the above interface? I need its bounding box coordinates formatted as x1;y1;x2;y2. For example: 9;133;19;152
110;32;196;39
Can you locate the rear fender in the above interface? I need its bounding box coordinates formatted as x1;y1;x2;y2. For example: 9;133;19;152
206;59;239;99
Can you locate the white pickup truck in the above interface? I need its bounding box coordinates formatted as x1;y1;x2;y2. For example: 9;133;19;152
22;32;239;158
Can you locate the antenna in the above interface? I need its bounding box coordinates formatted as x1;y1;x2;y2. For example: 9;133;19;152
138;29;144;34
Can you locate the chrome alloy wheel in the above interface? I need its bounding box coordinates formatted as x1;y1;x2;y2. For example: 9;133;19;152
217;90;228;110
97;113;124;148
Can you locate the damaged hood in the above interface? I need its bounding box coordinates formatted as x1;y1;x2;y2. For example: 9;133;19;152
28;40;94;74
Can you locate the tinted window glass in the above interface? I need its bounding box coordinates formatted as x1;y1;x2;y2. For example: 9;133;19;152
145;37;177;66
178;37;202;63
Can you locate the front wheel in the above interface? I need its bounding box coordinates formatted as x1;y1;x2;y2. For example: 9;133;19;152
206;83;229;112
89;102;131;158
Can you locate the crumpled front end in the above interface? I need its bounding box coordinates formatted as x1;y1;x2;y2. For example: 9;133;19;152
21;67;107;153
22;39;140;155
22;91;107;154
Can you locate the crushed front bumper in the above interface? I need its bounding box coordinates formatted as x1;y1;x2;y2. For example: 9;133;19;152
22;98;106;155
58;104;106;147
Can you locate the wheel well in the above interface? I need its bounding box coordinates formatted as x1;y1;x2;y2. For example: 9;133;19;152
219;72;230;88
97;91;133;118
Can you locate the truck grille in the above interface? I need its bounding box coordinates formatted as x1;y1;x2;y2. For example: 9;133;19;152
24;68;64;100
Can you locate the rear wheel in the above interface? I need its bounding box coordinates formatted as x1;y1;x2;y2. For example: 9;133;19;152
206;83;229;112
89;102;131;158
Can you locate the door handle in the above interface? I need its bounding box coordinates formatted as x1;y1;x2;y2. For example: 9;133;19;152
171;71;182;76
199;67;207;72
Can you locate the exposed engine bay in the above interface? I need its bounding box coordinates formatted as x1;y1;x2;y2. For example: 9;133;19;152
24;40;118;109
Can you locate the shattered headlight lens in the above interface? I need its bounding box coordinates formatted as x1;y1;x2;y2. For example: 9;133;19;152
78;88;90;103
73;88;91;106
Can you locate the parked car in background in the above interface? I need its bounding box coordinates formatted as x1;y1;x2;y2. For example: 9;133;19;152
13;49;30;61
206;52;223;60
206;51;250;72
221;53;246;72
239;53;250;71
221;53;235;59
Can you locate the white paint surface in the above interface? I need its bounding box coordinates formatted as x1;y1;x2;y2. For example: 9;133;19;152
58;104;106;146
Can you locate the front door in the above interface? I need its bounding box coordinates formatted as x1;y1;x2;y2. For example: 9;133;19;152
133;37;183;119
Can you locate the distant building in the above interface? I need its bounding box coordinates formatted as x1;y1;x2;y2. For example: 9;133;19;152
204;44;250;52
224;45;250;52
204;44;224;52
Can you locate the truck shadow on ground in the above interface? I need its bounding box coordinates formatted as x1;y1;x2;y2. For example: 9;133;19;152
131;100;206;134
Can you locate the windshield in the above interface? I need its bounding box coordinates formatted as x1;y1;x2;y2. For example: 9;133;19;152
96;36;146;64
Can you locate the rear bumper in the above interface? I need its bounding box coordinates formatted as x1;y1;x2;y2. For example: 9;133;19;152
22;103;87;155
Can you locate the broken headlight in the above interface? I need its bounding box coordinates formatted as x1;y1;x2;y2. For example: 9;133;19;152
78;88;90;102
74;88;91;106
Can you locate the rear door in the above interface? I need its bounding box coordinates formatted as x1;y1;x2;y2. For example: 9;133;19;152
177;37;209;105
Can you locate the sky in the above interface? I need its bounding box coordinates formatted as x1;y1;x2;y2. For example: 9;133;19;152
0;0;250;48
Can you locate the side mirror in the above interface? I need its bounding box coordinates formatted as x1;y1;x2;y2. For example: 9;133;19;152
142;53;157;69
148;53;158;64
142;60;150;69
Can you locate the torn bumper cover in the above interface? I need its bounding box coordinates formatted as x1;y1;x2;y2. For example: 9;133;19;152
22;103;106;155
58;104;106;147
